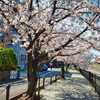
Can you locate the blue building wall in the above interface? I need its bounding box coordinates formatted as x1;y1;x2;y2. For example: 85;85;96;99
0;30;27;70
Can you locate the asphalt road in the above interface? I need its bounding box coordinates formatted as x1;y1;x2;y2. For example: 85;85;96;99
0;68;61;100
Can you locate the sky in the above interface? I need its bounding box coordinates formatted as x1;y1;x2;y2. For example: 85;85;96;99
90;0;100;6
91;50;100;57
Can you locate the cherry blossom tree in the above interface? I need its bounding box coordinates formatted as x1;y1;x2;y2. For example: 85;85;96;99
0;0;100;99
55;37;99;78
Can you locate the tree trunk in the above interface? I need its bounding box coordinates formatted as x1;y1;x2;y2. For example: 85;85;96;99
61;62;65;79
27;52;33;82
27;69;38;98
26;40;40;99
26;53;38;99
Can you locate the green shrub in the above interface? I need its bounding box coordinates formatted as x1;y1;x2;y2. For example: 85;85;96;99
0;47;18;71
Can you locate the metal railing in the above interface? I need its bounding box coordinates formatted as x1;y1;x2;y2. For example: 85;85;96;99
0;72;61;100
37;72;61;90
78;68;100;96
0;85;10;100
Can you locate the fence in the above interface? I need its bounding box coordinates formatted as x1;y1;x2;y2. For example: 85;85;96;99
0;72;61;100
78;68;100;96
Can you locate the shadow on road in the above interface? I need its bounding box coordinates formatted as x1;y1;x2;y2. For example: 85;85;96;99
65;73;73;78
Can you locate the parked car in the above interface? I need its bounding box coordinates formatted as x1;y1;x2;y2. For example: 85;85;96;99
40;64;48;71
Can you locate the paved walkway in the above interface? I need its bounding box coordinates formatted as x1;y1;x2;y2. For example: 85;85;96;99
40;69;99;100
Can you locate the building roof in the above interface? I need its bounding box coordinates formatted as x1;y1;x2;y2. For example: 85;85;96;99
95;58;100;63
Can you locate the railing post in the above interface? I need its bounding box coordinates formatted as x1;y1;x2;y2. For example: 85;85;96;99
38;76;40;98
6;85;10;100
55;74;57;82
89;72;91;82
79;68;81;73
95;74;96;92
92;73;93;84
50;75;52;84
43;77;45;89
58;72;60;78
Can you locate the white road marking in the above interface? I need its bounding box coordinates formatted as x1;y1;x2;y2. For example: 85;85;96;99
40;71;53;78
0;79;27;87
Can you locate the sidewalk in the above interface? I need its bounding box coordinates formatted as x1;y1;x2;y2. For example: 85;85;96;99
40;69;99;100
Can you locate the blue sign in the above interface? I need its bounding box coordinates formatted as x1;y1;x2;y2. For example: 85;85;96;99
10;70;18;79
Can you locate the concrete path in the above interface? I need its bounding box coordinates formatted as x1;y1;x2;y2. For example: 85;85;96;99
40;69;99;100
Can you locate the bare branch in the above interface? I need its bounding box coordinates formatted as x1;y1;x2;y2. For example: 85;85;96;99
80;38;100;51
26;28;46;50
56;7;70;11
59;46;91;56
49;0;57;25
51;27;88;52
51;13;71;25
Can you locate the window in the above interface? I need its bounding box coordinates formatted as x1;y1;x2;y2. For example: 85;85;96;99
9;39;13;45
21;54;26;60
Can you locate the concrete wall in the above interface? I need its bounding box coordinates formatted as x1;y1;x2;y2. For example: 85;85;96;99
0;71;10;81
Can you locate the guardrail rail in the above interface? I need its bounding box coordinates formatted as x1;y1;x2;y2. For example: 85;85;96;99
78;67;100;96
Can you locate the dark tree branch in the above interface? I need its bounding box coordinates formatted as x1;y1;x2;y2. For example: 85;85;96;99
1;12;19;33
26;28;46;50
49;0;57;25
21;22;36;31
0;11;26;45
38;52;59;69
51;1;57;16
79;12;100;14
42;35;60;45
1;0;8;5
28;0;33;20
51;27;88;52
1;0;18;13
29;0;33;12
51;13;71;25
80;17;100;32
56;7;70;11
30;2;53;20
59;46;91;56
38;52;48;61
80;38;100;51
36;0;39;8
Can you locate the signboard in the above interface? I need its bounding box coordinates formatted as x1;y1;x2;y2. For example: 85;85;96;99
10;70;18;79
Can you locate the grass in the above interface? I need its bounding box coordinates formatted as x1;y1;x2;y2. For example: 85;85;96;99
88;64;100;68
93;64;100;68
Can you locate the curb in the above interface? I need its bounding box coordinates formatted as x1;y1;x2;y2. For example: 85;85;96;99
9;92;26;100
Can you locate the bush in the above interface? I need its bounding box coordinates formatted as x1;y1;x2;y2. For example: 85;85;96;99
0;47;18;71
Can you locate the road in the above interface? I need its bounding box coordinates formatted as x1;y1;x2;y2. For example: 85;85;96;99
0;68;61;100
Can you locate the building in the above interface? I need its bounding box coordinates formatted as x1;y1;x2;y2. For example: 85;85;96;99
95;58;100;64
0;29;27;70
